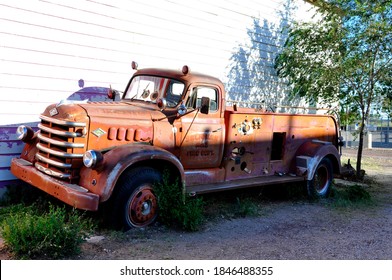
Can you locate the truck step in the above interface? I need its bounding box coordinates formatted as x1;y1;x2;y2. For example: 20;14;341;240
186;174;304;195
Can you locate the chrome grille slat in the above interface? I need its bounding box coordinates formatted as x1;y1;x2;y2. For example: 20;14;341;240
38;123;82;137
37;143;83;158
37;133;84;148
35;114;87;181
35;153;72;168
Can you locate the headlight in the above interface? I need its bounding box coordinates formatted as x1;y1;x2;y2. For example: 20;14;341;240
16;125;35;142
83;150;103;169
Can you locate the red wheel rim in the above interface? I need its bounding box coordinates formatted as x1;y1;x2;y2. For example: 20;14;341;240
127;185;157;227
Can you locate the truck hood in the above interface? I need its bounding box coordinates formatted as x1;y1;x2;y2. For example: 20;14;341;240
78;101;167;121
42;100;166;122
42;101;170;150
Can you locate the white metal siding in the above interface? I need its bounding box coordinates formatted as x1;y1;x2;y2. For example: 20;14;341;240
0;0;314;184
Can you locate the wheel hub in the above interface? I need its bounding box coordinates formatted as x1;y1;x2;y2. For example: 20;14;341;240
128;187;157;226
141;201;152;216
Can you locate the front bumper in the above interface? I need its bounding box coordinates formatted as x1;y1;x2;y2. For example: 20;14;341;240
10;158;99;211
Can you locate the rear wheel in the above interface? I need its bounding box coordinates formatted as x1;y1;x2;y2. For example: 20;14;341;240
307;158;333;199
112;167;161;230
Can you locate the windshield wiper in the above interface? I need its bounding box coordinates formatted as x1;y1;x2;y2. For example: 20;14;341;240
129;82;150;102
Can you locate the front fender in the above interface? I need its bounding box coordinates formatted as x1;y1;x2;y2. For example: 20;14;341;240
79;143;185;202
295;140;341;180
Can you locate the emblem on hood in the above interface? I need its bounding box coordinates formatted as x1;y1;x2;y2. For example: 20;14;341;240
49;107;58;116
92;128;106;137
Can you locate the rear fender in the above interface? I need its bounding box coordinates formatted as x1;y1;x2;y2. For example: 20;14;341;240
295;140;341;181
79;144;185;202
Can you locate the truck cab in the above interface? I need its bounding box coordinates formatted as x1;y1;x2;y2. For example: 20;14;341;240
11;63;343;230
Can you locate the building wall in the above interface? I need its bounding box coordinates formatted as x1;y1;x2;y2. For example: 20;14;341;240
0;0;315;189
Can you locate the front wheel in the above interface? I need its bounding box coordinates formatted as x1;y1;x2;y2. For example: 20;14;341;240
111;167;162;230
307;158;333;199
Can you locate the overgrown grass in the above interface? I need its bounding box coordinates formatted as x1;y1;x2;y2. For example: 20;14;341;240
0;183;95;259
234;197;259;218
329;184;373;208
1;205;94;259
154;172;204;231
202;183;307;221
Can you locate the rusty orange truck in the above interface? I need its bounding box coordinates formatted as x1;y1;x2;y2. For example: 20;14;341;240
11;63;344;229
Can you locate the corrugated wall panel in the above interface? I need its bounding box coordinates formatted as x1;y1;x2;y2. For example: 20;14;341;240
0;0;315;186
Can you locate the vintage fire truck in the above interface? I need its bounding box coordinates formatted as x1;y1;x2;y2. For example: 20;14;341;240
11;63;344;229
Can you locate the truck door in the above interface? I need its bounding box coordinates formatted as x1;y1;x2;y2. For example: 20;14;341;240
174;85;225;169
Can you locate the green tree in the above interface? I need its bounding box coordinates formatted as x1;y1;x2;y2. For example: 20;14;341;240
382;66;392;119
275;0;392;178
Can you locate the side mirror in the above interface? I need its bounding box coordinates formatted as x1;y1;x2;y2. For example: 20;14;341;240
177;103;187;115
200;96;210;114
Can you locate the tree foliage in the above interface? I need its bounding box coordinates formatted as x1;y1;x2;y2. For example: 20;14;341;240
275;0;392;178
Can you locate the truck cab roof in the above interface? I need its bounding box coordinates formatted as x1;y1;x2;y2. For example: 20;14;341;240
132;67;224;88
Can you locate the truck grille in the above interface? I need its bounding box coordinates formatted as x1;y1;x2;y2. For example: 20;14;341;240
35;115;87;181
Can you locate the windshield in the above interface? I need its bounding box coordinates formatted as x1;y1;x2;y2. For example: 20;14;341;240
124;75;185;108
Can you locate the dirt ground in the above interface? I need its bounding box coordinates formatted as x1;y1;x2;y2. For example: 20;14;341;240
77;147;392;260
1;147;391;260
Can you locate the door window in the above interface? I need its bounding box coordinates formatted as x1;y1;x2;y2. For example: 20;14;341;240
186;86;218;112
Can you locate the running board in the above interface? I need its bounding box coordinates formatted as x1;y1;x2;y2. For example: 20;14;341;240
186;174;305;195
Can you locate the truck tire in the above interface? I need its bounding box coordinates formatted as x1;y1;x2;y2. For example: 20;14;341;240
112;167;162;230
307;157;333;199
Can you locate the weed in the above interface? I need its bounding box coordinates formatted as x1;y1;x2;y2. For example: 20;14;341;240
234;197;258;218
0;204;26;224
108;229;129;241
1;204;95;259
201;188;266;221
176;197;204;231
330;184;373;208
154;172;204;231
